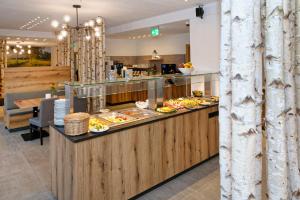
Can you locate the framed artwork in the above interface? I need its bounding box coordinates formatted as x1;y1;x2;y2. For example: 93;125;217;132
7;46;51;67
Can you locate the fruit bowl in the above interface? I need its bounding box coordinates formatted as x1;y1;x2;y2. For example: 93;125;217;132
178;67;194;75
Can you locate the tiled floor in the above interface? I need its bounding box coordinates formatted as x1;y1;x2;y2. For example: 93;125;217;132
0;123;220;200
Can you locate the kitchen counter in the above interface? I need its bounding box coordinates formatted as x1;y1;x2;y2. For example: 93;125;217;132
51;103;218;143
50;103;219;200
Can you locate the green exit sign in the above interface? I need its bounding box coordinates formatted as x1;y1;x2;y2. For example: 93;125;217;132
151;27;160;37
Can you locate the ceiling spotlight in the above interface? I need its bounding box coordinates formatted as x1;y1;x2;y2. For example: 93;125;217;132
6;45;9;50
28;49;31;54
34;38;38;41
94;27;100;32
63;15;71;23
27;45;31;48
6;51;9;55
51;20;59;28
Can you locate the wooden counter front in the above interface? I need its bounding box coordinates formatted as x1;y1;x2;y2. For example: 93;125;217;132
50;105;218;200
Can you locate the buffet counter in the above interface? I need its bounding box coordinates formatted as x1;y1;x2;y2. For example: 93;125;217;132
50;103;219;200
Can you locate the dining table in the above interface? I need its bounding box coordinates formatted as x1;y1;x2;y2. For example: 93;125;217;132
14;96;65;141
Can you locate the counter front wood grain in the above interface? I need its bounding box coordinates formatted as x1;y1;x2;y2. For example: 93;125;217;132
50;105;219;200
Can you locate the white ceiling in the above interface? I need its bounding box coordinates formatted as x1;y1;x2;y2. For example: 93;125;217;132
0;0;216;32
108;20;189;39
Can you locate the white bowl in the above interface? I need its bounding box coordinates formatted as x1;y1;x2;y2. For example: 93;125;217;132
136;101;149;109
178;68;194;75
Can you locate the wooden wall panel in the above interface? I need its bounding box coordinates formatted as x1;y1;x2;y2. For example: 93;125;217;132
3;66;71;94
50;105;219;200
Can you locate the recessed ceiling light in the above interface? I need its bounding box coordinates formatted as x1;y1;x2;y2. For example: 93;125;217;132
34;38;38;41
16;37;20;40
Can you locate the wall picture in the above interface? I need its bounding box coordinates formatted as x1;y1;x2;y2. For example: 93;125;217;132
7;46;51;67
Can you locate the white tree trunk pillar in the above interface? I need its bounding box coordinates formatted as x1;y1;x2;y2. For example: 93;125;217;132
219;0;232;199
265;0;288;199
231;0;257;199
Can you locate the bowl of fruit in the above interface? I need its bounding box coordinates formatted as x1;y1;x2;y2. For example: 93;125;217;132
178;62;194;75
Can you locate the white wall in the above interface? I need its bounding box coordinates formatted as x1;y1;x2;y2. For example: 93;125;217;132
107;1;220;73
190;2;220;73
106;33;189;56
106;38;137;56
136;33;189;55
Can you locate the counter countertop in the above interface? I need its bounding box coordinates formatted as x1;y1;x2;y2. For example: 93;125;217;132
51;103;219;143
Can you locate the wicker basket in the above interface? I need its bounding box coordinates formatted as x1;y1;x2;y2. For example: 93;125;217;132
64;112;90;136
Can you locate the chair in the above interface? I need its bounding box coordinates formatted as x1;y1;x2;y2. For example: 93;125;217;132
29;98;56;145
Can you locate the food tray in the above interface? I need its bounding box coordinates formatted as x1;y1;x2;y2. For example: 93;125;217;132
118;108;158;120
95;112;136;126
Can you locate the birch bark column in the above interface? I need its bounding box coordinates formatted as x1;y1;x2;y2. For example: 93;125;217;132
283;0;300;199
219;0;232;199
265;0;288;199
231;0;257;199
254;1;264;199
295;0;300;168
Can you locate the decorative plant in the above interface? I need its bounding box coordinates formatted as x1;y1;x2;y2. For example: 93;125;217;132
50;83;57;96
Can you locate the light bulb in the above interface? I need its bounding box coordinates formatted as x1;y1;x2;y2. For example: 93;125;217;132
96;17;102;24
88;20;95;27
95;31;101;37
63;15;71;23
94;27;100;32
51;20;59;28
57;34;64;41
28;50;31;54
27;45;31;48
19;51;23;55
6;45;9;50
61;30;68;37
13;49;17;53
21;49;25;52
84;22;89;27
6;51;9;55
85;35;91;41
62;24;67;29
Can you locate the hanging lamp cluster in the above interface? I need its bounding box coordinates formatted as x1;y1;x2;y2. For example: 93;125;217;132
51;4;104;41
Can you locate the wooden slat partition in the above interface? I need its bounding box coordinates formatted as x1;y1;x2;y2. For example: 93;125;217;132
2;66;71;94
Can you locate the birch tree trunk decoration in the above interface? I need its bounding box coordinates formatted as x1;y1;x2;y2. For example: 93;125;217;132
231;0;257;199
284;0;300;198
254;1;264;199
219;0;232;199
295;0;300;168
265;0;288;199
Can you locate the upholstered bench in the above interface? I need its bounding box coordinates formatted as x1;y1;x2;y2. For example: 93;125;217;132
4;90;51;131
